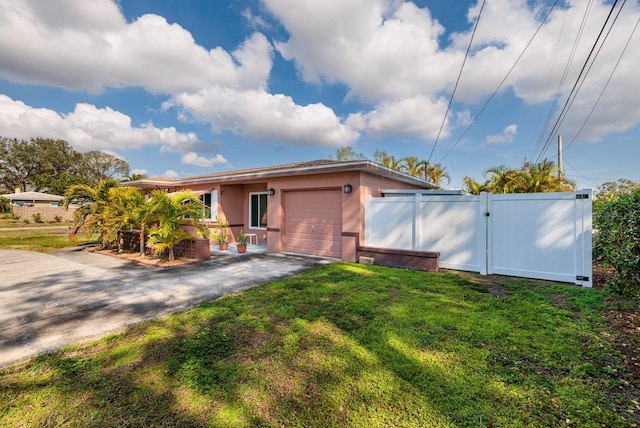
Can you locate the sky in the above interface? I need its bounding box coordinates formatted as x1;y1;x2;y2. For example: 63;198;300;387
0;0;639;190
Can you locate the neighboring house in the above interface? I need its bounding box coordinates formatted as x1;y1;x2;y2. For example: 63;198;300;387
1;191;74;222
1;191;65;208
127;159;436;261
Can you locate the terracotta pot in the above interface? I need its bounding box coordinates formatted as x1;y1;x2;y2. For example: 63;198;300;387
236;244;247;254
218;242;228;250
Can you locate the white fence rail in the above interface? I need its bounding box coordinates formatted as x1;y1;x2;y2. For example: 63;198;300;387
365;190;592;287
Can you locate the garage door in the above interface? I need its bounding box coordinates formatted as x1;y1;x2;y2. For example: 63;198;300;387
284;189;342;258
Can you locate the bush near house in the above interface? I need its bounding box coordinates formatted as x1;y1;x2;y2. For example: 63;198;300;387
593;188;640;298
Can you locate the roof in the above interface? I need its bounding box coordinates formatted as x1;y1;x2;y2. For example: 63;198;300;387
0;191;65;202
126;159;437;189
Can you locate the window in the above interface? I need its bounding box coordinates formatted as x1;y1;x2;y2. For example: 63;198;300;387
49;202;60;208
249;192;268;229
199;190;218;221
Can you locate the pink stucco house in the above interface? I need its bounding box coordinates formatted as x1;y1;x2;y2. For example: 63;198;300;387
127;159;436;262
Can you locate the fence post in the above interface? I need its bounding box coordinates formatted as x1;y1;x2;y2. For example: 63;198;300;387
413;193;421;250
577;189;593;287
479;192;489;275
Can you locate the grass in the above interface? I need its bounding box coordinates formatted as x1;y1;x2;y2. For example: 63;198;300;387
0;227;96;253
0;263;635;427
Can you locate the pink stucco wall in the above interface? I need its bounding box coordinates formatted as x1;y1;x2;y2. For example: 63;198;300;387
169;169;423;260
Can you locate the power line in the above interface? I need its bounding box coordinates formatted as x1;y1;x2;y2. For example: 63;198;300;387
427;0;486;162
438;0;561;164
566;1;636;150
535;0;622;163
533;0;595;157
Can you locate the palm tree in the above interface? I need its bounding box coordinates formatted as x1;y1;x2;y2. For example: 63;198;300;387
121;173;147;182
423;162;451;186
374;150;403;171
513;158;575;193
484;165;518;194
104;187;156;255
146;190;207;261
64;179;121;247
400;156;426;178
463;176;486;195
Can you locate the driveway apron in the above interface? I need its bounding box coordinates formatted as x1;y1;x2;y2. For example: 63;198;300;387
0;248;328;369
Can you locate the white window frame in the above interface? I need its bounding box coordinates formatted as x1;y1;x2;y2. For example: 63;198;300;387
200;190;218;221
249;192;268;230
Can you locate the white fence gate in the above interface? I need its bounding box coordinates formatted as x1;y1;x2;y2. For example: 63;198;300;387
365;190;592;287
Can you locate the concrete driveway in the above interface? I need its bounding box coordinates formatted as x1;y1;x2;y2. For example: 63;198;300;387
0;248;329;369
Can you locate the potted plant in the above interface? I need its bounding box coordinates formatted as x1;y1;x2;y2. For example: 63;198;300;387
236;229;247;254
213;217;230;250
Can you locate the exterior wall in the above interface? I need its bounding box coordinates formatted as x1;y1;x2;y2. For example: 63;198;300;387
11;206;75;222
266;171;424;261
166;169;425;261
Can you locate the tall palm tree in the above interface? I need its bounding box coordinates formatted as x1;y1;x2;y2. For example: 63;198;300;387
146;190;207;261
513;158;575;193
463;176;486;195
64;179;120;247
423;162;451;186
484;165;518;194
374;150;403;171
400;156;426;178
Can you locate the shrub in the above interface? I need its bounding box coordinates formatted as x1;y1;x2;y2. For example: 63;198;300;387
32;213;44;223
0;197;10;214
23;219;30;224
53;215;63;223
593;189;640;298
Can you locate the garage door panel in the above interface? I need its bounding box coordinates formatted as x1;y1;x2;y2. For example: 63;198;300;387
284;190;342;258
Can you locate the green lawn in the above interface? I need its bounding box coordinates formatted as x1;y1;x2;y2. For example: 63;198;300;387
0;263;635;427
0;227;95;253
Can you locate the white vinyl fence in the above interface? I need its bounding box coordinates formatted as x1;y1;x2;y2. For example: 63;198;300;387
365;190;592;287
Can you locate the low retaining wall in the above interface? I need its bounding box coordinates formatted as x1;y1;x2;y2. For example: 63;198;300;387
357;246;439;272
120;230;211;261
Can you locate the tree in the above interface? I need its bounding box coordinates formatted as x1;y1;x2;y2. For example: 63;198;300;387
64;179;121;247
332;147;367;161
464;159;574;194
423;161;451;186
0;197;10;214
103;187;156;255
463;176;486;195
79;151;130;185
373;150;402;170
512;158;575;193
146;190;207;261
121;173;148;182
596;179;640;201
399;156;425;177
593;189;640;297
0;137;41;193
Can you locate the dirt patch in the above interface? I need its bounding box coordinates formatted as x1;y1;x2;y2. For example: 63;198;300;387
87;247;200;268
593;264;617;290
488;285;510;298
601;301;640;425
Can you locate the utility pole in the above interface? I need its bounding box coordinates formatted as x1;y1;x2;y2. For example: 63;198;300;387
557;135;563;178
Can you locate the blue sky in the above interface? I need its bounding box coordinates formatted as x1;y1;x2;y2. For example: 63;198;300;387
0;0;639;189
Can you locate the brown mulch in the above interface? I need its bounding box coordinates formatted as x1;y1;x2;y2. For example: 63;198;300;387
87;247;199;268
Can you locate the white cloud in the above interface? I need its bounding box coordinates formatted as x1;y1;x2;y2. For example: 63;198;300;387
181;152;230;168
0;95;199;152
485;124;518;145
168;87;359;147
131;168;147;176
0;1;273;94
348;95;449;140
264;0;640;142
163;170;179;178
